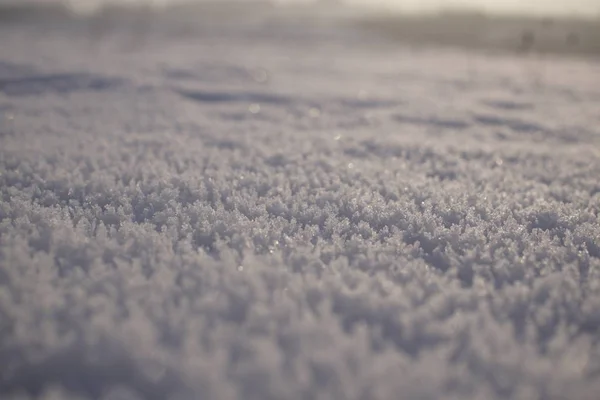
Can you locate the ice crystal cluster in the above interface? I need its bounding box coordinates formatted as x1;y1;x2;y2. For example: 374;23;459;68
1;5;600;400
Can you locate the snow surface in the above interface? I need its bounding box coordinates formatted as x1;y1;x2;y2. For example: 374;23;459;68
1;4;600;400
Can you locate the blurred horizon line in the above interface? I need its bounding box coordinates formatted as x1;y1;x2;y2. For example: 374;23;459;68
0;0;599;20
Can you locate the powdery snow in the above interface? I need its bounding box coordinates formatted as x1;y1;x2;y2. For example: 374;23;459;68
1;5;600;400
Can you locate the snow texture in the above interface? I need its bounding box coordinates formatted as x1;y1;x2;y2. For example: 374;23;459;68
1;5;600;400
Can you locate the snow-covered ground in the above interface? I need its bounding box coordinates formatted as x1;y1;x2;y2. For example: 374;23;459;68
1;3;600;400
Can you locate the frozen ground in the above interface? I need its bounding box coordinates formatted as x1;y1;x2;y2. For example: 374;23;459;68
1;3;600;400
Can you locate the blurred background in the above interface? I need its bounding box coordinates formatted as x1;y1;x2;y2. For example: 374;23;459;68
1;0;599;59
1;0;599;58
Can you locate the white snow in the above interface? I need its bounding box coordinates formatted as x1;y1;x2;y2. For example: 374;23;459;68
1;3;600;400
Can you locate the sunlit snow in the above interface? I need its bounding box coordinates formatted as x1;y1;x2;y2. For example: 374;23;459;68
1;2;600;400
